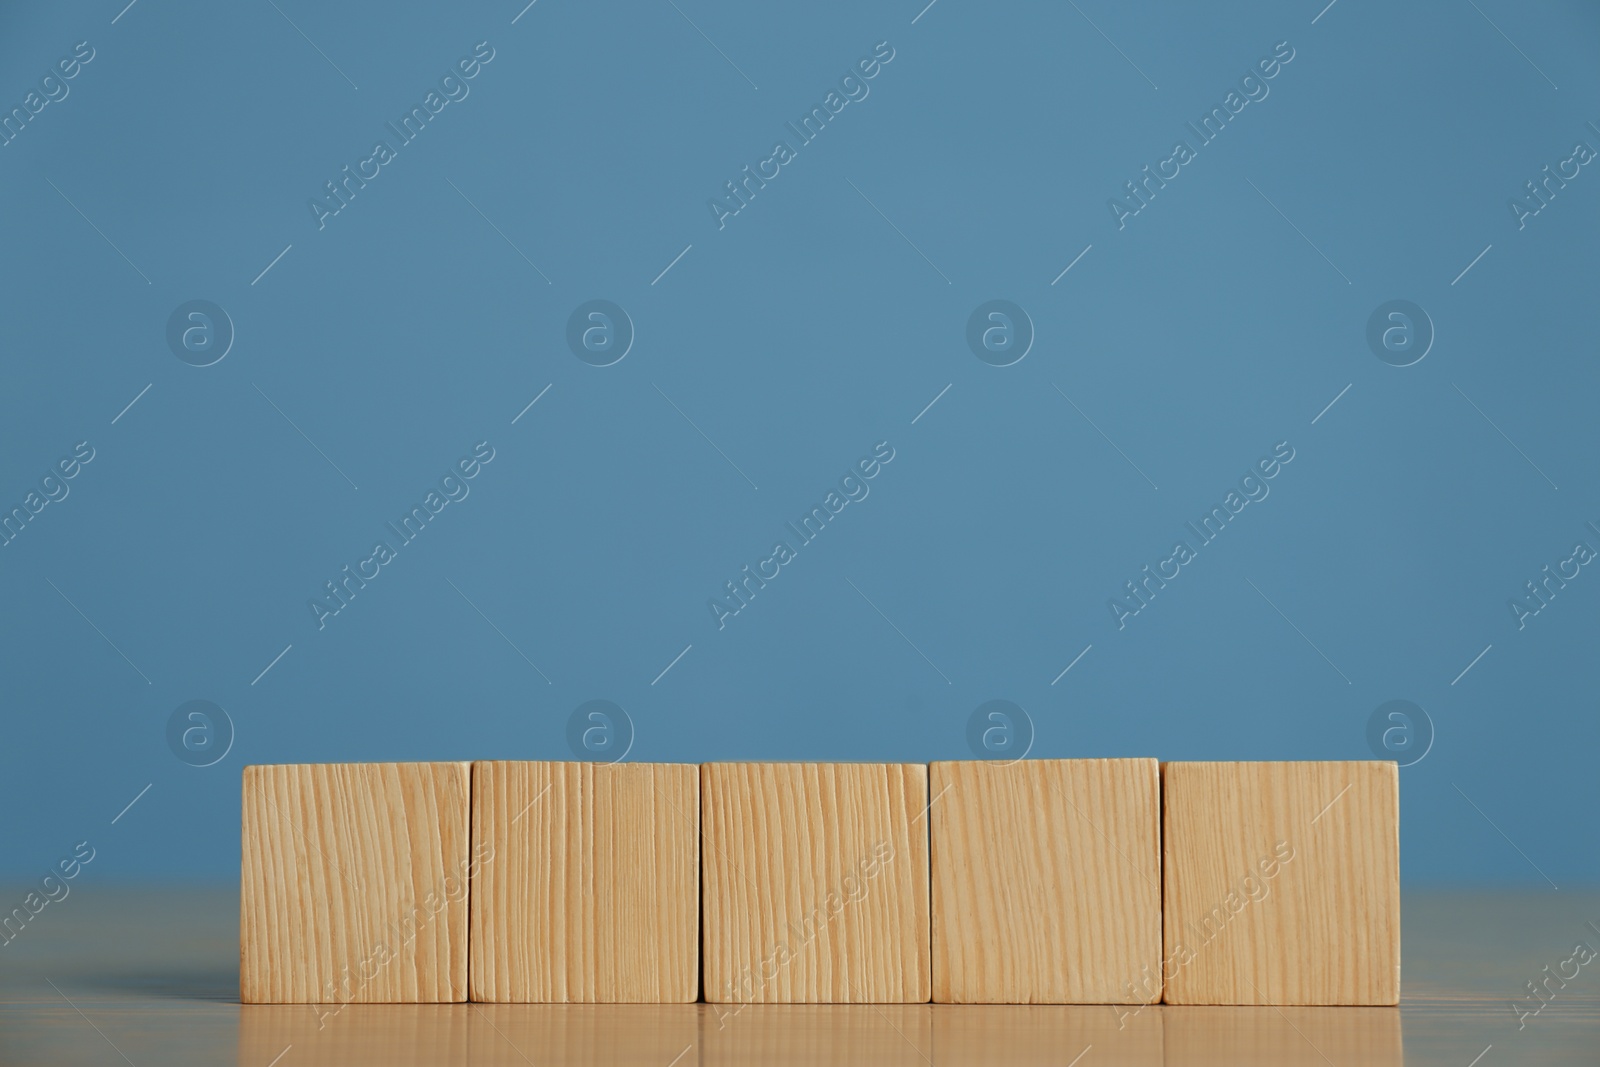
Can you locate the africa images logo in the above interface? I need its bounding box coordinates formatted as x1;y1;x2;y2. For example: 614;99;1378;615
309;442;496;630
708;441;895;629
707;40;896;230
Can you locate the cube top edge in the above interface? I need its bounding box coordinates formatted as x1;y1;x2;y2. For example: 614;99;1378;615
1159;759;1398;770
242;760;470;772
470;760;698;768
929;757;1158;768
700;760;928;767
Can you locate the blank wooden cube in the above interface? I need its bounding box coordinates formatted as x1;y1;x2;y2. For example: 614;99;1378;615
469;761;698;1002
241;762;470;1004
1161;760;1399;1005
701;763;930;1004
930;759;1161;1003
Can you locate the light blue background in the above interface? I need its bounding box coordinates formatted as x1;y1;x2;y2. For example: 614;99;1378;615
1;0;1596;887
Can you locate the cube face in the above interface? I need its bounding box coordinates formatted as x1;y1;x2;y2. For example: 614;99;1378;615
468;761;699;1002
701;763;931;1004
930;759;1161;1003
1161;761;1400;1005
240;762;470;1004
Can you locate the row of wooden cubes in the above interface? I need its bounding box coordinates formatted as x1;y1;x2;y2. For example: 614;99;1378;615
240;760;1398;1005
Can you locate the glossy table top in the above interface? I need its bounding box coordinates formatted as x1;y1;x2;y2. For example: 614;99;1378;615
0;885;1594;1065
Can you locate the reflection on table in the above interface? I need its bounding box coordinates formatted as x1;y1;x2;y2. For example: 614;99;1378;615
236;1000;1402;1066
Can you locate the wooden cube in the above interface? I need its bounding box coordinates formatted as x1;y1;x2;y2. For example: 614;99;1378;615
240;762;470;1004
701;763;931;1004
930;759;1161;1003
1161;760;1399;1005
469;761;698;1002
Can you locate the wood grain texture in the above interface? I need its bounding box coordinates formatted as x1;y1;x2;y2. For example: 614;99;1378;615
930;759;1161;1003
240;762;470;1004
5;885;1578;1066
701;763;930;1004
469;761;699;1003
1161;760;1400;1005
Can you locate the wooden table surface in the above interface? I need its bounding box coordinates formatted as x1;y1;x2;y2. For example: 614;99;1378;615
0;885;1594;1065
